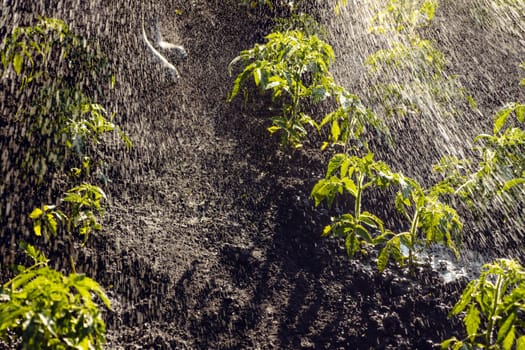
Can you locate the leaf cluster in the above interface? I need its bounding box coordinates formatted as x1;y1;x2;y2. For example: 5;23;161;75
443;259;525;350
229;30;384;148
0;244;110;350
30;184;107;243
311;153;462;271
369;0;439;34
1;17;127;186
435;101;525;204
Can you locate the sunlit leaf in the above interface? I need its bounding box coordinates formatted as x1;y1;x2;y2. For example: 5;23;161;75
516;336;525;350
451;282;475;315
516;105;525;123
29;207;43;219
494;105;514;134
253;67;261;86
331;120;341;142
440;337;459;349
377;246;390;271
464;304;480;337
502;325;516;350
13;52;23;74
33;221;42;236
502;178;525;191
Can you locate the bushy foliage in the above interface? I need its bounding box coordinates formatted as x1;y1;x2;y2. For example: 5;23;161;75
369;0;439;34
0;18;127;186
435;97;525;211
311;153;393;258
437;63;525;348
30;183;107;243
0;244;110;350
228;30;382;148
311;153;462;271
0;18;124;349
442;259;525;350
233;3;524;349
228;30;335;147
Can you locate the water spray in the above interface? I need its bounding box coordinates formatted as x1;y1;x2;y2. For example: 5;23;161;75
141;16;186;79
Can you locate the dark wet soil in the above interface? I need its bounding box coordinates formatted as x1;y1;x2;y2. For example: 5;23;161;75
1;0;525;349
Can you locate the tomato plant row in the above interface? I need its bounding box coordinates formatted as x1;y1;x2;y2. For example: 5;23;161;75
230;1;525;349
1;18;130;349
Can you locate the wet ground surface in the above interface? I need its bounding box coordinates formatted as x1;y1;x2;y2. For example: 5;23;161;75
1;0;525;348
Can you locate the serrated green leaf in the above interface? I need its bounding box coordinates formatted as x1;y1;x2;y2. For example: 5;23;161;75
342;178;357;197
497;313;516;344
327;154;346;177
494;105;514;134
502;325;515;350
359;212;384;231
355;224;372;242
465;304;480;338
253;67;261;86
340;158;352;177
452;282;475;315
13;52;23;74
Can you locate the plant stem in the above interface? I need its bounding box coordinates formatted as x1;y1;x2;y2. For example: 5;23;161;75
487;275;503;345
355;172;364;220
408;210;420;270
291;78;301;122
69;255;76;274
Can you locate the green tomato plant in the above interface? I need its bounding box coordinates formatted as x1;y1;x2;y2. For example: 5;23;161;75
228;29;382;149
228;30;336;147
0;243;110;350
311;153;393;258
0;17;129;186
369;0;439;34
312;152;462;271
319;92;385;151
29;183;107;244
0;17;126;349
434;101;525;205
378;175;462;271
442;259;525;350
